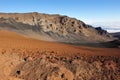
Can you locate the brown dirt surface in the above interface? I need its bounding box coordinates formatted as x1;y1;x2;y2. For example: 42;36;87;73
0;30;120;80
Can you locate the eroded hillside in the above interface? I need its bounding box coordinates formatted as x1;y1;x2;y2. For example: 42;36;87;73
0;12;114;43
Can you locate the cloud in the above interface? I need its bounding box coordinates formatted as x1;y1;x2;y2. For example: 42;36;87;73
107;29;120;33
91;21;120;33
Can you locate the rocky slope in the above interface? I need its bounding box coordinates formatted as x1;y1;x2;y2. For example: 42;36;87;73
0;12;113;43
1;49;120;80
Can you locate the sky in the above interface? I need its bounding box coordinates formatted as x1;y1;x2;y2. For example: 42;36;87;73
0;0;120;32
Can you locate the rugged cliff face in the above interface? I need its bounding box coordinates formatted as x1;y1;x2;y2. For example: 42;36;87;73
0;12;113;43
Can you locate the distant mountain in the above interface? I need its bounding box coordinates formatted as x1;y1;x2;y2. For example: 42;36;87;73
0;12;114;43
110;32;120;39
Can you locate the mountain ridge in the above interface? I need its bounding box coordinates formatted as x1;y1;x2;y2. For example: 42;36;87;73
0;12;114;43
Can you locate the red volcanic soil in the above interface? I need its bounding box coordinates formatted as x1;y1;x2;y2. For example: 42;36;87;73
0;30;120;80
0;30;119;56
